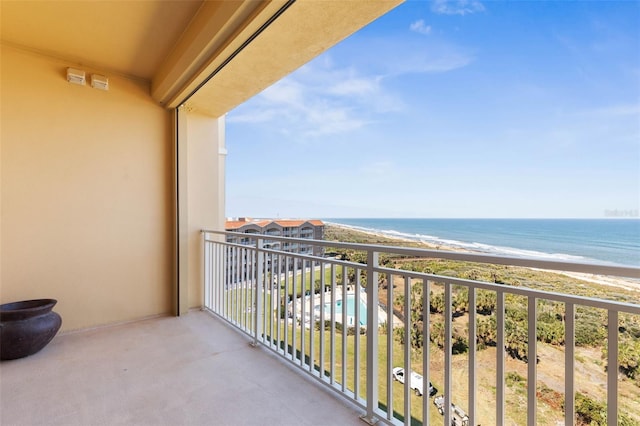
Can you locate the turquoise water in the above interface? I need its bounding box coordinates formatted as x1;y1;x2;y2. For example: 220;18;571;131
323;294;367;326
326;218;640;267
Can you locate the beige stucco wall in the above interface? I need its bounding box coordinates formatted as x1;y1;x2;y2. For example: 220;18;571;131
1;46;173;331
185;111;225;310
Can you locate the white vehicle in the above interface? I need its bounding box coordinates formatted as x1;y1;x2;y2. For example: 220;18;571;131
392;367;437;397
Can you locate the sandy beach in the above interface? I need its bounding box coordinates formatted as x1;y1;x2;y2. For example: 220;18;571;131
327;223;640;295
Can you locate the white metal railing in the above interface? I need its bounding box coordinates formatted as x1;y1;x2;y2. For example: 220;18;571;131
202;230;640;426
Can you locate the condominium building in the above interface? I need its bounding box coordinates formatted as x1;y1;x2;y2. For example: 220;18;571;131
225;218;324;281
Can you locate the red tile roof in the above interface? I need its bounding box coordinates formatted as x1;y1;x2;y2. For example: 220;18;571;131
225;219;324;230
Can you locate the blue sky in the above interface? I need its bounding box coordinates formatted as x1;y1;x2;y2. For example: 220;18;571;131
226;0;640;219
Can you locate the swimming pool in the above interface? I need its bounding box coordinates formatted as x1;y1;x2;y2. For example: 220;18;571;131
318;294;367;327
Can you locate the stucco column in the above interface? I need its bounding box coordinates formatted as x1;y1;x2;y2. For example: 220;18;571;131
176;107;225;315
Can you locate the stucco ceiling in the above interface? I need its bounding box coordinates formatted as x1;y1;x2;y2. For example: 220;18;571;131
0;0;203;80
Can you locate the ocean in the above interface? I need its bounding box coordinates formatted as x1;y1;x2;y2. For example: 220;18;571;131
325;218;640;267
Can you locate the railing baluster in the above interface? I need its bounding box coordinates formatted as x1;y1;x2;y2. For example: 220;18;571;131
292;257;297;362
423;279;431;426
342;264;347;393
233;247;238;326
213;241;217;311
244;247;247;326
330;263;336;385
284;256;290;359
253;239;263;346
247;248;251;331
607;310;618;425
212;243;222;310
310;263;316;374
403;276;411;426
276;254;282;349
236;246;241;325
259;250;263;339
301;260;306;367
320;260;326;380
387;272;394;422
210;240;215;312
211;242;216;311
215;241;219;311
239;247;244;328
361;250;378;425
261;251;266;340
267;252;273;345
497;290;505;426
354;268;361;401
204;237;210;311
565;302;575;425
236;246;240;321
527;297;537;426
210;240;214;310
468;285;477;426
246;248;251;332
227;244;232;317
211;244;216;312
228;246;232;314
223;245;228;318
229;246;233;321
444;282;452;426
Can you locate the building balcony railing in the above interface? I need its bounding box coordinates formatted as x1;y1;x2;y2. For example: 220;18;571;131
202;230;640;426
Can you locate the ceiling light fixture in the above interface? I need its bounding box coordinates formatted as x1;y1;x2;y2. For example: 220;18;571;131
66;68;86;85
91;74;109;91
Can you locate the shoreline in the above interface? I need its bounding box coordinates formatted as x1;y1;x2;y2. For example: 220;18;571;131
326;223;640;293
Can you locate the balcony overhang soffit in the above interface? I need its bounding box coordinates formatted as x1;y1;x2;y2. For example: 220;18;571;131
1;0;401;117
158;0;403;118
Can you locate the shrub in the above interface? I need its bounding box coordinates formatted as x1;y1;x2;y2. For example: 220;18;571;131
574;393;636;425
506;372;525;387
430;291;444;313
576;393;606;425
602;337;640;382
477;316;497;349
537;321;565;345
575;321;607;347
476;290;496;315
452;334;468;354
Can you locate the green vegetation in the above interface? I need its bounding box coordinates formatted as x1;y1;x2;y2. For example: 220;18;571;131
326;225;640;376
225;226;639;424
318;224;640;424
575;393;636;426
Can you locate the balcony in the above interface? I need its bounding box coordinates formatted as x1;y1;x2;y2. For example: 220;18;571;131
203;230;640;425
2;231;637;425
0;311;363;425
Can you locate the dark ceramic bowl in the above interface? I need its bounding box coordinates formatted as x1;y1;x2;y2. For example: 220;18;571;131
0;299;57;321
1;299;61;360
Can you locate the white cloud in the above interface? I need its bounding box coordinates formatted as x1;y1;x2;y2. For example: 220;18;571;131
386;46;473;75
410;19;432;35
432;0;485;16
327;76;380;96
228;34;474;138
228;57;403;138
343;36;475;77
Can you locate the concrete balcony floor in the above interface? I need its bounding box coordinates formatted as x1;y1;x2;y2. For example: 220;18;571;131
0;311;363;426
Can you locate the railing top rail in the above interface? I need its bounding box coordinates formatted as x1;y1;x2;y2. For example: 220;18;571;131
202;229;640;279
379;267;640;315
205;237;640;314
